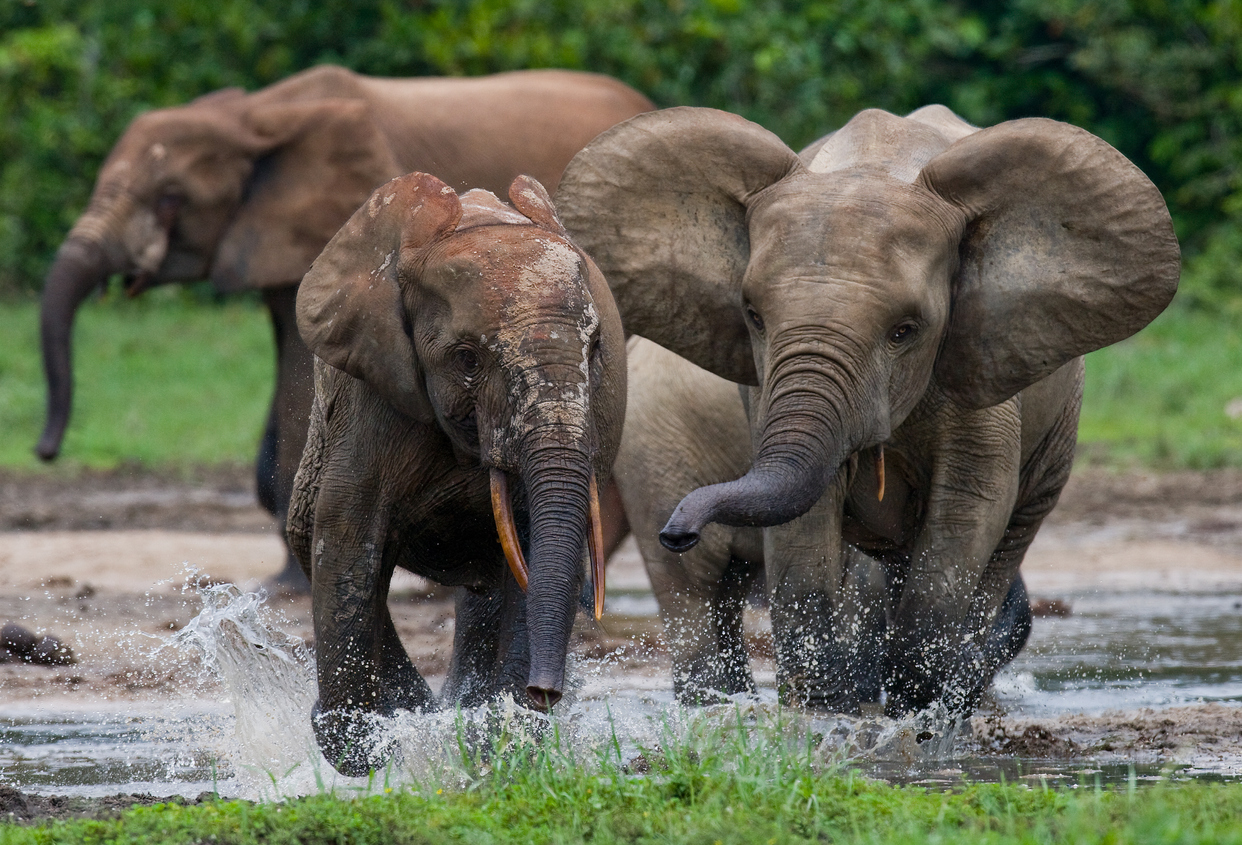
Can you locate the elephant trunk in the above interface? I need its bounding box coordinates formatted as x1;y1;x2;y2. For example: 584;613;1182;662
519;439;593;709
36;238;114;460
661;368;862;552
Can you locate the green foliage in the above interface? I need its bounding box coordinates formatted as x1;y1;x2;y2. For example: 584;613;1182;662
2;0;1241;307
1079;302;1242;469
0;290;272;470
4;723;1242;845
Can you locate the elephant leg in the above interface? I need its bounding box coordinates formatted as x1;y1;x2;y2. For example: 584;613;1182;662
951;388;1080;710
260;287;315;592
491;575;532;702
310;502;426;775
885;398;1023;716
442;586;505;707
644;535;755;704
765;471;856;711
712;555;763;697
981;574;1032;674
442;571;531;707
378;598;435;710
837;547;889;707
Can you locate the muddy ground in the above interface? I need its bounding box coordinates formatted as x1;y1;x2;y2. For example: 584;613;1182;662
1;465;1241;820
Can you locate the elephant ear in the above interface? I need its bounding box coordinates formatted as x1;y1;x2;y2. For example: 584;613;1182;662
920;118;1180;409
212;99;403;292
556;107;802;385
297;172;463;423
509;175;567;236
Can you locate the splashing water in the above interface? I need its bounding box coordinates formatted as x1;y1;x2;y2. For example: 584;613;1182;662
162;582;971;800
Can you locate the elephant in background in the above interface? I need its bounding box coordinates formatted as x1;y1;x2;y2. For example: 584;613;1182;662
617;335;1033;707
287;172;625;775
559;105;1178;715
38;64;651;588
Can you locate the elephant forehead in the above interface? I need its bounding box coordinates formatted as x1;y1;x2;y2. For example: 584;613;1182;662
748;176;960;277
429;232;589;305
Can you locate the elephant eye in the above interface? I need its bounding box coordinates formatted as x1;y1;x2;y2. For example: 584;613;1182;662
889;322;918;345
745;305;765;333
453;346;481;379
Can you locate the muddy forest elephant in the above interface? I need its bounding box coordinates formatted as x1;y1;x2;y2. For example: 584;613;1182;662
37;64;651;588
558;105;1179;716
287;172;625;775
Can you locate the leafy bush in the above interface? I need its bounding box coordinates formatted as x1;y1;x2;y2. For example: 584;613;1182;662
2;0;1240;308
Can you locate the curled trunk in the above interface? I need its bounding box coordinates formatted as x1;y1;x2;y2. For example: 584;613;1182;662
36;239;114;460
660;373;854;551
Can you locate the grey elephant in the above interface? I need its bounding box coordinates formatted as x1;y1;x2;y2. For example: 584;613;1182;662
287;171;625;775
558;105;1179;715
38;64;651;588
617;336;1031;707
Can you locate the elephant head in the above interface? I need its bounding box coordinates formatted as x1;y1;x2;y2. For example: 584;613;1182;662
36;67;401;460
557;106;1178;550
298;172;626;709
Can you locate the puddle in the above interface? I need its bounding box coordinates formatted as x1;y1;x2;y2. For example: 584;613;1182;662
3;578;1241;798
995;589;1242;714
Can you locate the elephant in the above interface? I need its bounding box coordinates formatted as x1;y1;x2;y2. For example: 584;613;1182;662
616;335;1033;707
286;171;626;775
557;105;1179;715
37;64;651;589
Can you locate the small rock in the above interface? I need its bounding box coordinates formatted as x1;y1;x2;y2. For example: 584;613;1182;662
1;622;37;657
1031;599;1072;618
32;635;75;666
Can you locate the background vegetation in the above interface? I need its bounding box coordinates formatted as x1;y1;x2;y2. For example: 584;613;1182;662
4;0;1242;307
3;0;1241;469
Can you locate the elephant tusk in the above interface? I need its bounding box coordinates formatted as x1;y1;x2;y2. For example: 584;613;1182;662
490;468;529;591
588;472;607;620
876;444;885;502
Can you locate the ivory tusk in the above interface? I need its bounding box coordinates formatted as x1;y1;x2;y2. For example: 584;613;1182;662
588;472;607;620
490;468;529;591
876;444;886;502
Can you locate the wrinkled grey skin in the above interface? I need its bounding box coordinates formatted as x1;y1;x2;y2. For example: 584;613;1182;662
287;173;625;776
617;337;1033;707
559;105;1179;715
38;65;651;590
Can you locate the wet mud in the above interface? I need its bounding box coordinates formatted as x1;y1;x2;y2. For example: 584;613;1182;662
1;466;1241;817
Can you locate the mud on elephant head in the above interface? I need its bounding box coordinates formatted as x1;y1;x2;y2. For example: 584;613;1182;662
557;105;1179;712
289;172;625;774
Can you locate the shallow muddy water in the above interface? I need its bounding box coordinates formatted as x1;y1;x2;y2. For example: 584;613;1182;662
4;570;1241;799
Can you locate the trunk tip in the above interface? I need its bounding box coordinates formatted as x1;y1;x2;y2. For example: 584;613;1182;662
659;529;700;553
34;432;62;462
526;685;562;711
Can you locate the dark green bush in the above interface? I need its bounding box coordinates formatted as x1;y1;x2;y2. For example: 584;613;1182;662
3;0;1240;306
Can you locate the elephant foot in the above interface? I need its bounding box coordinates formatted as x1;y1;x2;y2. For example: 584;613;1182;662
312;701;400;777
886;577;1033;717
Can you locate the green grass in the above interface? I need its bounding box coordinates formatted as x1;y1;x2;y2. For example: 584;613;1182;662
0;287;273;472
0;289;1237;473
3;719;1242;845
1077;303;1242;470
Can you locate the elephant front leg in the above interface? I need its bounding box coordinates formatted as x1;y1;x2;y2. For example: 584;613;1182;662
442;571;530;708
311;517;432;776
885;401;1022;716
766;471;871;711
647;541;761;704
